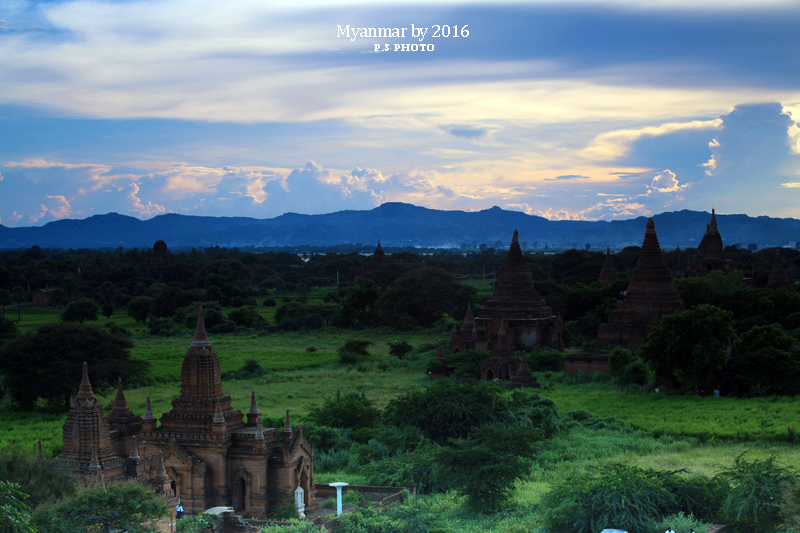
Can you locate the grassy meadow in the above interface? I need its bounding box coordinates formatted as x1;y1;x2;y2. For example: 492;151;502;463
3;299;800;533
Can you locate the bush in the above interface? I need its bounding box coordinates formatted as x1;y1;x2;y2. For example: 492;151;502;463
383;380;547;444
63;298;100;323
447;349;488;379
263;298;277;307
227;306;267;329
148;318;178;337
716;454;796;533
529;347;564;372
542;463;677;533
388;340;414;359
176;513;220;532
0;449;74;507
305;391;381;430
649;512;711;533
622;359;651;386
436;422;544;512
338;339;371;364
609;347;635;376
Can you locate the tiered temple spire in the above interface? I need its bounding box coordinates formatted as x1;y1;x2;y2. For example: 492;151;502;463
599;248;619;284
767;249;792;290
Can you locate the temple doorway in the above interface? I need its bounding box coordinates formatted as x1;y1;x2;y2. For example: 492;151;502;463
236;477;246;511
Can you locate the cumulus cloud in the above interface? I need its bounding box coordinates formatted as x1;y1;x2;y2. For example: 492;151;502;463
30;195;71;223
693;103;800;215
646;169;688;195
582;119;722;162
127;183;166;218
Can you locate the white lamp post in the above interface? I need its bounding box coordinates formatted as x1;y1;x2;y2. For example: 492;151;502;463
328;482;349;516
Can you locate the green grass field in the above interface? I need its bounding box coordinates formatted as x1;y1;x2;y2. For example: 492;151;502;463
3;301;800;485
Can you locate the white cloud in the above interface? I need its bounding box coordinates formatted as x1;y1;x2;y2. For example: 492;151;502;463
30;195;72;222
582;119;722;162
127;183;166;217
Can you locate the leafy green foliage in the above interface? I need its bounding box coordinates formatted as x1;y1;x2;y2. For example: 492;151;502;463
0;322;148;411
305;391;381;430
31;482;168;533
0;480;35;533
446;349;489;379
716;454;796;533
376;268;476;328
639;304;734;391
782;478;800;533
388;340;414;359
0;318;18;345
543;463;677;533
384;380;557;444
338;339;371;364
62;298;100;323
608;347;635;376
227;306;268;329
436;422;543;512
733;324;800;396
175;512;220;532
126;296;152;323
0;450;74;508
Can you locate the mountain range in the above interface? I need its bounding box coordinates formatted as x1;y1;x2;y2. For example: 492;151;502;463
1;203;799;250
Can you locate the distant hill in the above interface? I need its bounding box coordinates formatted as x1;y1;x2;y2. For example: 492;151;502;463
1;203;799;250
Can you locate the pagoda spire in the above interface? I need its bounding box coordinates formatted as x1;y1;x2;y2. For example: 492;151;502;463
767;249;792;290
144;396;154;420
283;409;293;439
192;306;209;345
247;390;260;425
76;362;96;404
599;247;619;284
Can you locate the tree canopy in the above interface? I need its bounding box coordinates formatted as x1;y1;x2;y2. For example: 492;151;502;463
638;304;734;392
0;323;148;411
376;268;476;328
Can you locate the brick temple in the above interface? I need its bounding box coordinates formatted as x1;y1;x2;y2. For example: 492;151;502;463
450;229;563;354
598;248;619;284
56;308;316;517
597;218;684;352
676;209;732;278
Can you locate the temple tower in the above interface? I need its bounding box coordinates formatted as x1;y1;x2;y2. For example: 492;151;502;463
451;230;562;355
767;249;792;290
598;248;619;284
597;218;684;352
55;362;126;482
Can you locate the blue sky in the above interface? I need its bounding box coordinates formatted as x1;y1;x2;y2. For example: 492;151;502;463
1;0;799;226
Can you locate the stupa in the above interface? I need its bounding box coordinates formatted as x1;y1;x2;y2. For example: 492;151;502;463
597;218;685;352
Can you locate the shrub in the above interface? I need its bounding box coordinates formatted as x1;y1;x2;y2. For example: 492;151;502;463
148;318;178;337
176;513;221;532
436;422;544;512
388;340;414;359
447;349;488;379
305;391;381;430
716;454;796;533
529;347;564;372
609;347;635;376
622;359;651;386
383;380;542;444
338;339;371;364
649;512;711;533
227;306;267;329
63;298;100;323
263;298;277;307
542;463;676;533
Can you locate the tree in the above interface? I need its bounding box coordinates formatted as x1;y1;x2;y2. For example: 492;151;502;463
31;482;168;533
305;391;381;430
102;301;114;319
748;243;758;252
0;289;11;319
62;298;100;324
733;324;800;396
61;273;79;301
0;450;74;508
0;322;147;411
0;318;18;345
608;347;635;377
126;296;153;323
0;480;35;533
638;304;734;392
436;422;543;512
11;286;25;322
376;268;476;328
716;455;795;533
338;279;381;327
383;380;553;444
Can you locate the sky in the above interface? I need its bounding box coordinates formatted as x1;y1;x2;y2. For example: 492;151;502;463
1;0;799;227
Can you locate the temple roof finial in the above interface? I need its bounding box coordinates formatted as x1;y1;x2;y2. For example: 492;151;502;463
76;362;95;403
512;229;519;243
143;396;154;420
130;436;140;459
283;409;292;436
192;306;209;345
248;390;259;415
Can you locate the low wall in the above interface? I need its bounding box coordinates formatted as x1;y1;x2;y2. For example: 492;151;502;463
564;353;610;375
